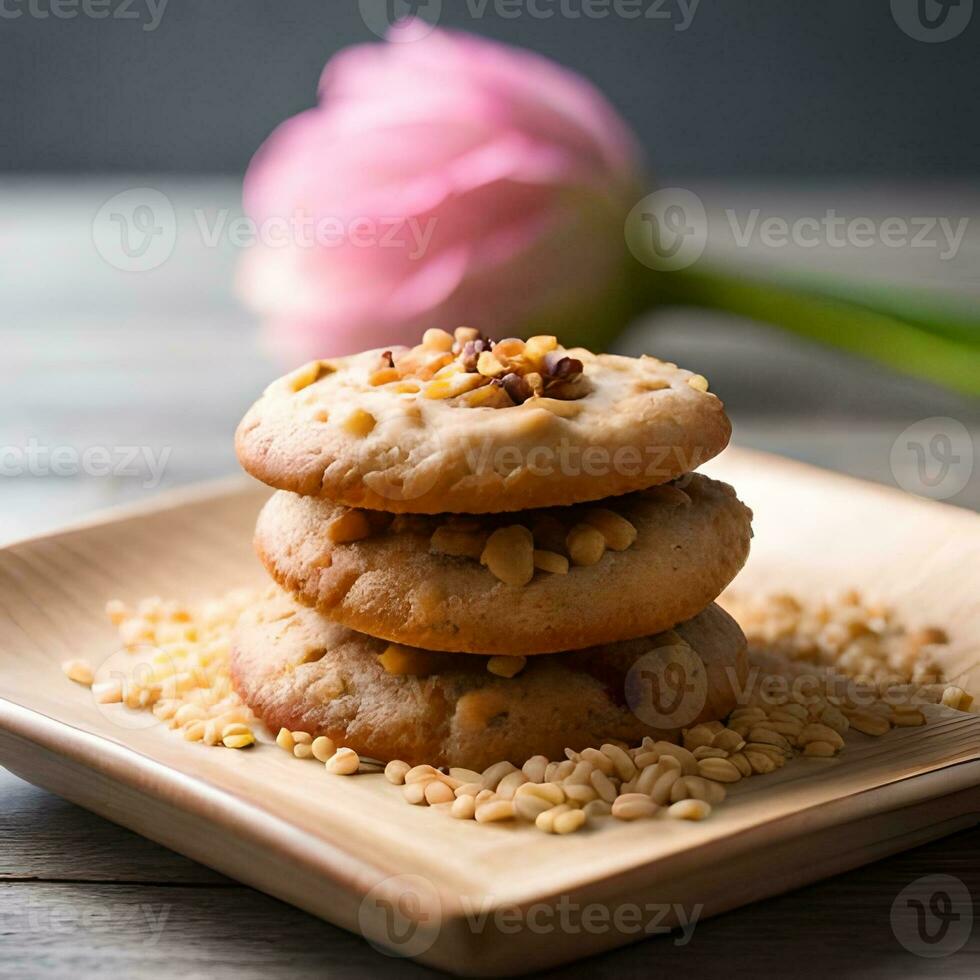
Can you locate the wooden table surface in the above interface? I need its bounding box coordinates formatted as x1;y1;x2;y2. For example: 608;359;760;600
2;764;977;978
2;178;978;976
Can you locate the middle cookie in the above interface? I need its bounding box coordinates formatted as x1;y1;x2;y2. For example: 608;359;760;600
255;473;752;655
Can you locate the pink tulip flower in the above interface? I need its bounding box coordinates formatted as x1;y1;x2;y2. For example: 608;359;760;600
238;19;644;359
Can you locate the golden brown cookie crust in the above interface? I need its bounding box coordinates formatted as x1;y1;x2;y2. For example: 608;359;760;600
235;345;731;513
231;588;748;769
255;473;753;655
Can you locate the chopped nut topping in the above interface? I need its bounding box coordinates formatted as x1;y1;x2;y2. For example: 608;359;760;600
493;338;526;360
422;328;454;352
343;407;376;437
461;380;514;409
582;509;638;552
542;351;584;380
377;643;440;676
424;373;487;400
687;374;710;392
287;360;333;393
501;373;534;404
533;550;568;575
459;338;490;372
454;326;481;347
387;330;599;408
566;524;606;566
476;350;507;377
418;498;646;584
487;655;527;678
327;509;372;544
480;525;535;586
369;367;400;386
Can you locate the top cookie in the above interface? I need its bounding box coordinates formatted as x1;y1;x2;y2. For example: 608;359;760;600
235;328;731;513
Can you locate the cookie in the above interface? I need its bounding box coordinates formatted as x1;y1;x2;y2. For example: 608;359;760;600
231;588;748;769
255;473;752;655
235;329;731;513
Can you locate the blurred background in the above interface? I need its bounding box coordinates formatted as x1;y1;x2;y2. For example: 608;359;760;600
1;0;978;542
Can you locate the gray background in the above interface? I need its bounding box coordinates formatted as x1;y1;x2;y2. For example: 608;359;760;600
2;0;979;177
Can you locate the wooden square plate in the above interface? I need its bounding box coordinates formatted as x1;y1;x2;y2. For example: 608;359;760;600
1;448;978;975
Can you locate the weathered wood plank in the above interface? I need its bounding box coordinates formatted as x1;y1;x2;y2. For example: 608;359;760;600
0;881;435;980
0;768;227;885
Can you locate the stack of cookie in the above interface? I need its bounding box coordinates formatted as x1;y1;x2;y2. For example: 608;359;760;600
233;329;753;770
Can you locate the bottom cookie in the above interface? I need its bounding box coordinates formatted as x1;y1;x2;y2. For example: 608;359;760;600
231;588;748;769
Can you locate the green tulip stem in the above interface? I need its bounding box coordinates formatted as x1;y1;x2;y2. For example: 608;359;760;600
650;267;980;397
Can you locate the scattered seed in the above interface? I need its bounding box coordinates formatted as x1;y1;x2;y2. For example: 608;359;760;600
553;809;587;834
385;760;411;785
668;799;711;821
475;800;516;824
62;659;94;686
451;795;477;820
611;794;658;821
325;747;360;775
